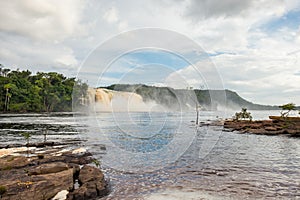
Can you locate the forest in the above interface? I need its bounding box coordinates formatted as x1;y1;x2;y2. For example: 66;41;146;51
105;84;278;110
0;66;88;112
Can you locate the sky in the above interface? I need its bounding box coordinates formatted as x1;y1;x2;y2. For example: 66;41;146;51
0;0;300;105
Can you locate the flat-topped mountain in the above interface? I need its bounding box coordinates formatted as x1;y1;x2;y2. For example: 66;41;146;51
101;84;278;110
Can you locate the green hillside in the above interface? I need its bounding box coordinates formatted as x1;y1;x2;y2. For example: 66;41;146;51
103;84;277;110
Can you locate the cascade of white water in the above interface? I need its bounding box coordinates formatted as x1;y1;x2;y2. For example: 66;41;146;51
87;88;157;112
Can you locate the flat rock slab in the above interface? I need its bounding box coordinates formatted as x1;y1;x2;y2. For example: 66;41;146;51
0;148;109;200
0;155;30;170
1;168;74;200
224;118;300;136
29;162;69;175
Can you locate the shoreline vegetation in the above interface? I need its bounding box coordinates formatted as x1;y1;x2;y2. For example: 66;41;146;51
0;66;87;113
0;66;288;113
223;116;300;137
223;106;300;137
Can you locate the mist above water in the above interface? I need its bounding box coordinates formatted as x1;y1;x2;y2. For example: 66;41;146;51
87;88;167;112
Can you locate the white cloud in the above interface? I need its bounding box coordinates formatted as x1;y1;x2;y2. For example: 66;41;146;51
0;0;86;41
54;53;78;67
118;21;128;31
184;0;254;19
0;0;88;74
0;33;78;74
209;42;300;104
103;7;119;24
1;0;300;105
102;6;129;31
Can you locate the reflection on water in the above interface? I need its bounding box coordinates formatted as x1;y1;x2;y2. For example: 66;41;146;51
0;112;82;146
107;112;175;153
1;110;299;199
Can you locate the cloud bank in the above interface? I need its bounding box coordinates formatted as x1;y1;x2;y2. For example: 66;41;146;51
0;0;299;105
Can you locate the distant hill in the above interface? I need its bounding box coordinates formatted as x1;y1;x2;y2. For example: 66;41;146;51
102;84;278;110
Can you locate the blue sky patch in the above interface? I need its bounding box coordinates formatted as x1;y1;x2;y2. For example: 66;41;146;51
101;49;191;84
260;9;300;33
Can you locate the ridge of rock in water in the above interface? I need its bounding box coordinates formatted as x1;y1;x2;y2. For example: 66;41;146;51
0;146;109;200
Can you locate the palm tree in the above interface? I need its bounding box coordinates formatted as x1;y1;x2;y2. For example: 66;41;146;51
3;83;16;111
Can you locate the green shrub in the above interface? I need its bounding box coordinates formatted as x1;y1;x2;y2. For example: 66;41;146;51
92;159;101;168
0;185;7;196
279;103;296;117
234;108;252;121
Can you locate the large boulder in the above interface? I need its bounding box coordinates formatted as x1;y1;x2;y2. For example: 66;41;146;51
78;165;105;184
1;168;74;200
68;165;109;200
28;162;69;175
0;148;109;200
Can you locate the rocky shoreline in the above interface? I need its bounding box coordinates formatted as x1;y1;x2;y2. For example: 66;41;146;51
223;116;300;136
0;143;109;200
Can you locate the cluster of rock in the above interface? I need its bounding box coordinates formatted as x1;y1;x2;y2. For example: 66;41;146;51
224;116;300;136
0;147;109;200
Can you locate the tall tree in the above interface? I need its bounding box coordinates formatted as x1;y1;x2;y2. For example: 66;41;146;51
3;83;17;111
0;66;88;113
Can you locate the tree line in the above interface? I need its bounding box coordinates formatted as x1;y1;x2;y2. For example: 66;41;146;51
0;65;88;112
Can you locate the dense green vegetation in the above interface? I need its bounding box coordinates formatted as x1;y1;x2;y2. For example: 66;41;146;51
234;108;253;121
106;84;180;107
0;66;88;112
1;67;294;113
104;84;278;110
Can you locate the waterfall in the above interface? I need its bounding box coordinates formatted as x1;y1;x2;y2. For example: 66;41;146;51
87;88;155;112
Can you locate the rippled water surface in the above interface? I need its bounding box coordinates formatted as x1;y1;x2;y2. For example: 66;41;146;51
1;110;299;199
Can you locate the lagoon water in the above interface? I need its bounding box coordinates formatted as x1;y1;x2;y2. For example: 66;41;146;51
0;110;299;199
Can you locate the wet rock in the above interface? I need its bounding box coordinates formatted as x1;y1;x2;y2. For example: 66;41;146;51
0;146;109;200
0;155;30;170
223;117;300;137
0;141;81;149
28;162;69;175
72;148;86;155
249;124;262;129
1;168;74;200
78;165;105;184
52;190;69;200
36;152;93;166
68;165;109;200
264;126;277;131
68;182;98;200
